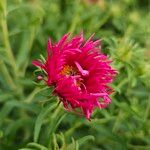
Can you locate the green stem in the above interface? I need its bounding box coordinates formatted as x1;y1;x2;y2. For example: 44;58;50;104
0;0;24;98
1;21;24;96
1;18;18;76
24;87;48;103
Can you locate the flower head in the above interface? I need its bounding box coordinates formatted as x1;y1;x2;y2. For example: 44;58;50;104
32;33;117;120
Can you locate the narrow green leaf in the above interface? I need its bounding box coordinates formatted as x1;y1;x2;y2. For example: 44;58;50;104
0;130;3;138
53;113;67;133
5;118;34;136
67;137;79;150
52;133;59;150
0;100;40;127
0;60;16;90
34;103;57;142
77;135;95;146
27;142;48;150
19;148;36;150
16;29;35;70
0;102;14;127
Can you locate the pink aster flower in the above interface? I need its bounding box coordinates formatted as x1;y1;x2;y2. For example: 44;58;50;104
32;33;117;120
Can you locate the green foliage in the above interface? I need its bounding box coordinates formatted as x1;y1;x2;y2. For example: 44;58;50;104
0;0;150;150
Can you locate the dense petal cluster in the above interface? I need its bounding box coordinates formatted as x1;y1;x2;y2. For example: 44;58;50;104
32;33;117;120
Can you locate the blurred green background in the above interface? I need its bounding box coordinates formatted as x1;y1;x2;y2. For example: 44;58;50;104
0;0;150;150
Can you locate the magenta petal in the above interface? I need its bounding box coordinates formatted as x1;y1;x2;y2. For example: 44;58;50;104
32;60;45;69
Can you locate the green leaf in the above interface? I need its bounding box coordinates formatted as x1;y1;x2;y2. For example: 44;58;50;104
0;60;16;90
77;135;95;146
19;148;36;150
0;130;3;138
53;113;67;133
52;133;59;150
0;100;40;127
5;118;34;137
34;102;57;142
67;137;79;150
16;29;35;70
0;101;14;127
0;92;13;102
47;105;64;136
27;142;48;150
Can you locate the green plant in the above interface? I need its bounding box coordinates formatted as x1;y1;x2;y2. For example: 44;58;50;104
0;0;149;150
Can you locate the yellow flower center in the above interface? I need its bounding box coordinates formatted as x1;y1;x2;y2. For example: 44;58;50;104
61;65;82;87
61;65;77;76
